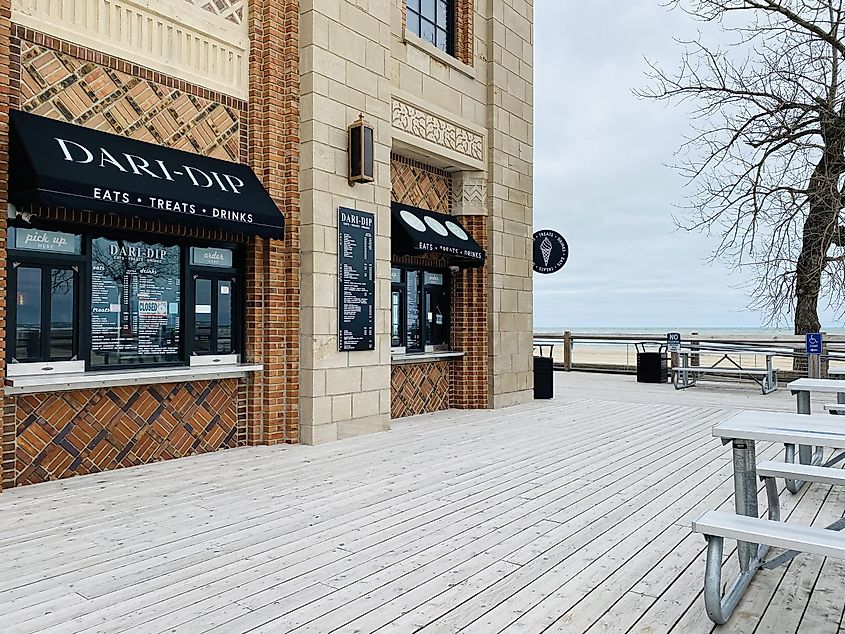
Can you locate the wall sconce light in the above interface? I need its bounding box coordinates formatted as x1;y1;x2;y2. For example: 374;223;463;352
348;114;375;186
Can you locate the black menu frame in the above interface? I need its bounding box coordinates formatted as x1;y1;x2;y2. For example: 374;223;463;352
338;207;376;352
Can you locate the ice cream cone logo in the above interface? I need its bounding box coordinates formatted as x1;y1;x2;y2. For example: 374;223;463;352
540;236;553;267
533;229;568;274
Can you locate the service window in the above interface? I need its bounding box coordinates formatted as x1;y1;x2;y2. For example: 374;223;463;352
10;265;78;362
7;227;243;370
90;238;181;368
8;228;82;364
391;265;451;354
424;271;449;349
188;247;238;356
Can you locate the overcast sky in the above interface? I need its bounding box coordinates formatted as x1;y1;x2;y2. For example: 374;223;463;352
532;1;839;330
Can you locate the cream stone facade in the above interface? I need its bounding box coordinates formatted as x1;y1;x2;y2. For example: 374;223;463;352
299;0;534;442
299;0;394;443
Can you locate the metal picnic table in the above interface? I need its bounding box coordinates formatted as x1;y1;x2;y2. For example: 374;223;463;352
710;411;845;619
786;378;845;491
673;345;779;394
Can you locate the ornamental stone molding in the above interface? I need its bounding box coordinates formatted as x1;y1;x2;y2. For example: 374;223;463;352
391;99;483;163
12;0;248;98
452;171;487;216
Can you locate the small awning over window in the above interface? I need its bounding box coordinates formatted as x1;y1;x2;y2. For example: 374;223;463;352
391;203;485;268
9;110;285;238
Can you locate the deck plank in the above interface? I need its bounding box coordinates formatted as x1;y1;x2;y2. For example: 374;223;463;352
0;373;841;634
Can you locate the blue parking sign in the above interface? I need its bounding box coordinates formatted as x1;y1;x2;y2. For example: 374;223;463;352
806;333;823;356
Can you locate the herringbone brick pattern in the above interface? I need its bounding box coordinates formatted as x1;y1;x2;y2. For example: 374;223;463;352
391;361;450;419
19;41;241;161
391;155;451;214
11;381;240;486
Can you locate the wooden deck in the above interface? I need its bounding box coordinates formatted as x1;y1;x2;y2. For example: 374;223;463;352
0;373;843;633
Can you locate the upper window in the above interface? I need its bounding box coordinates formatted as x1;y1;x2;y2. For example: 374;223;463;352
406;0;453;55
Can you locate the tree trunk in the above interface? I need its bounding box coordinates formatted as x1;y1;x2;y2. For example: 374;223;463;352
792;136;842;369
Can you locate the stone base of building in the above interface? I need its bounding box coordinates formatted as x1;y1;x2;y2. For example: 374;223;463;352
300;413;390;445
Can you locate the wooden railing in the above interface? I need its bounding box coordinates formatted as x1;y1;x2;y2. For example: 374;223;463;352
533;331;845;378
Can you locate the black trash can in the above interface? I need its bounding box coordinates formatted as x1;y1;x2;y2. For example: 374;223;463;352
534;356;554;399
636;343;668;383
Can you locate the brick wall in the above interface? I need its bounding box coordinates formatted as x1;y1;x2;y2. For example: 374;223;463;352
247;0;300;444
391;361;450;419
451;213;489;409
0;9;301;488
391;154;451;213
455;0;474;66
3;380;242;487
0;0;10;494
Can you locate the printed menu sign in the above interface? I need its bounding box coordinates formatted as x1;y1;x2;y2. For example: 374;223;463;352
338;207;375;352
406;270;421;351
90;238;181;366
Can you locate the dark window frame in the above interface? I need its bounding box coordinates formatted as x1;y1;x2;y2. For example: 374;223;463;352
406;0;456;56
390;263;451;353
423;271;449;348
391;267;406;349
87;235;184;370
6;220;245;370
8;259;81;364
185;266;241;357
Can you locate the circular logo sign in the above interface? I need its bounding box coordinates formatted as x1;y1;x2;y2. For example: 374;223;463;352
533;230;568;274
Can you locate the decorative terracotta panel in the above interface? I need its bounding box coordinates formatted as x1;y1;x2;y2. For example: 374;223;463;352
391;361;450;419
13;0;248;98
19;41;241;161
391;155;451;214
186;0;246;24
10;380;241;486
391;100;483;163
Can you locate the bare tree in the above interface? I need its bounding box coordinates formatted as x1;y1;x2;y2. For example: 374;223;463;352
642;0;845;336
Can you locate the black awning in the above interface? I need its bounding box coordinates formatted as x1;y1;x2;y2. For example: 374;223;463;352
9;110;285;238
391;202;485;268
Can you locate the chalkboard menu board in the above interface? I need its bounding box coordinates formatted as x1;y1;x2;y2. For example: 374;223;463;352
338;207;375;351
405;270;421;351
90;238;181;367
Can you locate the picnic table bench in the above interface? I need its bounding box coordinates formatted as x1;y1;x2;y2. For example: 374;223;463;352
672;346;778;394
692;410;845;624
785;378;845;491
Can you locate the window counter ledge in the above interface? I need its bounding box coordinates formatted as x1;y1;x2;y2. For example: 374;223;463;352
391;351;465;365
5;363;263;395
401;31;477;80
